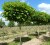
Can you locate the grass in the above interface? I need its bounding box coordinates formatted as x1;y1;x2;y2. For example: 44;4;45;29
9;41;20;45
41;41;50;45
41;36;50;45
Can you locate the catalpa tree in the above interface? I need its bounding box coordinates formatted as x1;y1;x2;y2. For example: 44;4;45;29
2;2;35;45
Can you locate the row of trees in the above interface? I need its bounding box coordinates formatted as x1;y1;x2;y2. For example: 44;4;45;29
2;1;50;45
0;20;15;28
2;2;50;26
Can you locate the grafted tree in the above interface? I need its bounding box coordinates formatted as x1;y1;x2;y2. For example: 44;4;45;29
2;2;35;45
31;11;49;25
32;11;50;37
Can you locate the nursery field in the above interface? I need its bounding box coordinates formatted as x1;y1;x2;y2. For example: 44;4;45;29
0;25;49;34
0;25;49;40
0;25;50;45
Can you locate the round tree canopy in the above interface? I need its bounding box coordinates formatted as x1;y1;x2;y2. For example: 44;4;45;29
2;2;35;24
31;11;50;25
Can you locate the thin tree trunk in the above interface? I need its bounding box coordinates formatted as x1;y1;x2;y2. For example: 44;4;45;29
37;25;39;38
19;24;22;45
20;36;22;45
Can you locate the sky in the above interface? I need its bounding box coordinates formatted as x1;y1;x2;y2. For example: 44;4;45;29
0;0;50;25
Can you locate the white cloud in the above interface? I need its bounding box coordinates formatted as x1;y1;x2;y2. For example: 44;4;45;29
2;18;6;21
0;16;6;22
38;3;50;14
14;22;18;26
0;17;9;25
0;11;9;25
0;11;2;15
20;0;27;2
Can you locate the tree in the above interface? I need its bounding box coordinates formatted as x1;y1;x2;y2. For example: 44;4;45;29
31;11;50;37
31;11;49;25
0;19;5;28
2;2;35;45
8;21;15;27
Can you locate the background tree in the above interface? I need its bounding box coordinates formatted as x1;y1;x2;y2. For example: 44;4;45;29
8;21;15;27
2;2;35;45
31;11;50;37
31;11;49;25
0;19;5;28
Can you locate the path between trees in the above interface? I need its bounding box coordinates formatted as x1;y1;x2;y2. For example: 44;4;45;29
22;38;42;45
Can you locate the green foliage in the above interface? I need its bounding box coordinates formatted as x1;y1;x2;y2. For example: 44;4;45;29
31;11;50;25
2;1;50;26
8;21;15;27
41;41;50;45
0;19;5;28
2;2;35;24
43;36;50;41
9;42;19;45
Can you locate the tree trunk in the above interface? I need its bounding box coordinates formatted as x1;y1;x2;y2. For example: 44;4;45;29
19;24;22;45
37;25;39;38
20;36;22;45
